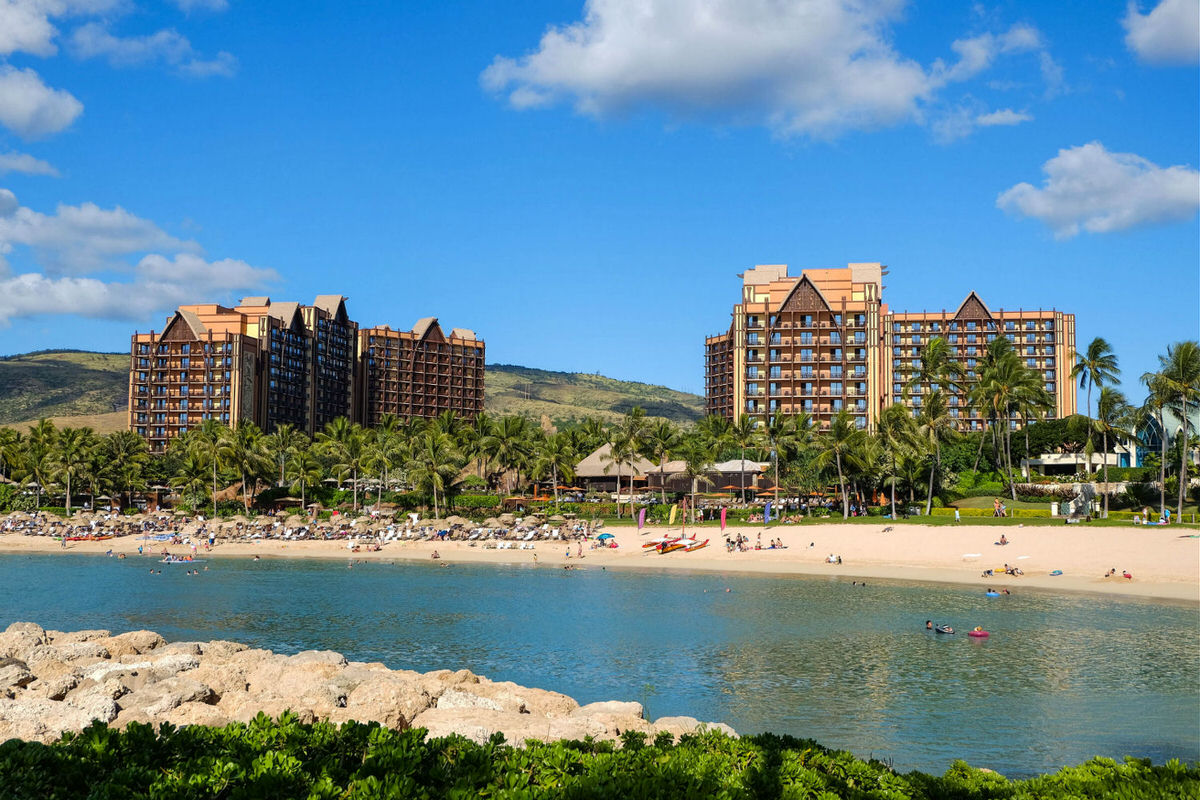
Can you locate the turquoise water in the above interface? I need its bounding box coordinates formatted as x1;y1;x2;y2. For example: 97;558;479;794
0;553;1196;777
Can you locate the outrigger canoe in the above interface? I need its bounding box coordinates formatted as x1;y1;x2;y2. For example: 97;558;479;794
684;538;709;552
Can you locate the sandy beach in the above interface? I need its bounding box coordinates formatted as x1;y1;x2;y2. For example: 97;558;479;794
2;521;1196;603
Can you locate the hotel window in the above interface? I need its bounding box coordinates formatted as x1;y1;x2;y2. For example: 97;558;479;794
967;346;977;356
1006;334;1015;342
949;396;959;406
832;399;843;411
830;382;843;394
1045;382;1055;392
1045;358;1054;367
893;359;901;368
1027;358;1037;367
1005;321;1015;330
803;382;814;395
769;367;780;378
910;359;919;368
987;334;996;343
853;365;865;377
833;314;842;325
747;333;760;345
967;334;977;344
800;366;813;378
1046;333;1054;343
930;322;940;331
1026;321;1036;330
1026;334;1035;343
831;348;843;360
1025;346;1035;355
799;332;813;345
912;335;922;344
830;332;841;344
892;323;901;332
830;366;843;377
893;347;902;355
967;359;977;368
801;314;813;327
967;370;976;378
948;334;958;344
950;409;959;418
893;383;901;394
854;314;866;326
854;331;866;343
911;322;921;332
1044;370;1054;380
948;322;959;331
986;322;997;331
800;349;813;362
854;415;866;429
803;400;813;412
967;321;977;330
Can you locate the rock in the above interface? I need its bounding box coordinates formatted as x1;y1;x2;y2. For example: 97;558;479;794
0;696;100;742
0;631;44;660
162;701;230;728
55;642;111;663
573;700;644;719
199;640;248;658
464;680;578;718
4;622;47;641
118;677;215;718
436;688;505;712
62;680;122;725
288;650;347;668
81;654;199;684
51;630;111;645
411;707;593;746
28;661;81;700
343;679;430;728
159;642;203;656
0;660;34;690
102;631;166;657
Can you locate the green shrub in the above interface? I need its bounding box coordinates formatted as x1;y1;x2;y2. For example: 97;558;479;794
0;716;1194;799
452;494;502;510
36;506;67;517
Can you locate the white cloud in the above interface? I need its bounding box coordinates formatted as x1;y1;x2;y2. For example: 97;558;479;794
70;22;238;77
0;191;276;325
1123;0;1200;64
0;65;83;138
483;0;1059;139
0;0;128;57
997;142;1200;237
975;108;1032;126
173;0;229;12
0;188;197;274
0;150;59;176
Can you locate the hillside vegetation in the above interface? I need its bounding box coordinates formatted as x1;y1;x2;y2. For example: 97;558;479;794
0;351;128;425
0;350;703;428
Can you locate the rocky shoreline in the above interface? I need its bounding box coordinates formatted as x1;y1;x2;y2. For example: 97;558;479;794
0;622;734;745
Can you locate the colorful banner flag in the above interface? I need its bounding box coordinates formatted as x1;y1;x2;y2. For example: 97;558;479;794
668;504;677;526
720;507;727;531
764;501;772;524
637;508;646;530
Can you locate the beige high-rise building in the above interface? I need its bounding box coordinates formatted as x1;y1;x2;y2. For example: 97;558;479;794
705;264;1076;430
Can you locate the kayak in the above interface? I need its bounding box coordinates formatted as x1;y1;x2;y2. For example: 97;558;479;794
968;630;990;638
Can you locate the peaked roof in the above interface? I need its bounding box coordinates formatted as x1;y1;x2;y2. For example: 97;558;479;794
161;309;207;340
953;291;993;320
412;317;438;338
240;296;270;306
777;275;832;314
267;301;303;328
312;295;349;320
712;459;769;473
449;327;478;341
574;443;657;478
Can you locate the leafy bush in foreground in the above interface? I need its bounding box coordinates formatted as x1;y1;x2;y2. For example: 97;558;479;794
0;713;1194;799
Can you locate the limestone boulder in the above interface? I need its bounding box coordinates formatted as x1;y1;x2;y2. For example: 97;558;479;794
411;707;593;746
102;630;166;658
462;680;578;718
117;676;215;719
572;700;644;719
0;696;99;743
342;679;431;728
0;660;34;690
162;701;230;729
29;660;81;700
50;630;111;645
650;716;738;739
54;642;111;664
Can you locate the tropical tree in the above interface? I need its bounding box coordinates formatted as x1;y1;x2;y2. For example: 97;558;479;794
813;410;865;519
877;402;918;519
601;431;632;518
1071;337;1119;422
21;419;57;509
0;427;20;480
618;407;649;513
677;438;715;525
1093;387;1132;518
189;418;226;518
766;412;814;502
407;430;462;518
286;448;324;511
643;420;682;505
482;415;533;493
104;430;149;510
916;390;957;516
263;424;308;487
905;336;964;398
1161;340;1200;517
52;427;95;516
171;453;213;510
1141;370;1172;519
219;421;270;514
727;414;758;502
531;433;577;509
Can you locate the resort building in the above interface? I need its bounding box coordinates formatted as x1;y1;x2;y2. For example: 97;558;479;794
357;318;485;425
704;264;1076;430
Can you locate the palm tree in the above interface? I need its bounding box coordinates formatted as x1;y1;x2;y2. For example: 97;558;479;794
678;438;715;525
171;453;212;510
766;412;814;503
219;421;270;514
601;432;632;518
697;414;732;455
1071;337;1120;422
0;427;20;481
1094;387;1132;519
1141;370;1172;519
619;407;649;513
104;430;149;510
905;336;964;398
52;427;94;516
286;448;323;511
407;430;462;518
22;419;57;509
727;414;758;502
916;391;957;516
643;420;682;505
877;403;918;519
531;433;577;509
263;423;308;487
482;415;533;493
189;418;226;518
813;410;865;518
1161;341;1200;517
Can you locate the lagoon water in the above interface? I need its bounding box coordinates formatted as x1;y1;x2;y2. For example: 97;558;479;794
1;553;1196;777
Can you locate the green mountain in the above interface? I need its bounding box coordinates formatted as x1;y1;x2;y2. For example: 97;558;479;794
0;350;704;428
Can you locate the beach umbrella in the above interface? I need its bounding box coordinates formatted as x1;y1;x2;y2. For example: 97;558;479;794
596;533;614;540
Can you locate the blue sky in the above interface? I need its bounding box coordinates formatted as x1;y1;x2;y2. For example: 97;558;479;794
0;0;1196;403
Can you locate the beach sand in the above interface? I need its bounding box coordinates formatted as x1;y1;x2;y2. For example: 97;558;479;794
2;521;1196;603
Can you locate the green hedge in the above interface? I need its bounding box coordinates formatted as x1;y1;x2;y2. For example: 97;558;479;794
932;507;1053;519
0;715;1194;800
452;494;502;510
